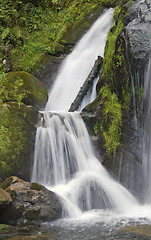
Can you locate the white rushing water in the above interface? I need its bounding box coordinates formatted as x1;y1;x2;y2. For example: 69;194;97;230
32;112;139;217
45;9;114;112
143;56;151;203
32;8;151;221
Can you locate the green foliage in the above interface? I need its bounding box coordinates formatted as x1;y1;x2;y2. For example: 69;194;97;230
94;85;122;156
101;18;124;85
99;4;131;108
13;78;27;107
0;0;129;72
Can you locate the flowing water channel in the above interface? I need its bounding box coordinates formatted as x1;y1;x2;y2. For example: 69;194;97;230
31;8;151;240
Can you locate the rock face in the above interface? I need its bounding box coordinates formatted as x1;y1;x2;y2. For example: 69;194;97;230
115;0;151;197
0;71;48;180
83;0;151;199
125;0;151;64
0;176;62;225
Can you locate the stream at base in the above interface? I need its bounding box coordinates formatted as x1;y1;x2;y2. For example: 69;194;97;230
40;210;151;240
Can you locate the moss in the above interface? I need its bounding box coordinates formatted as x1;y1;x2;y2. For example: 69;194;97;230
0;102;37;179
1;71;48;109
30;182;44;191
94;85;122;156
0;224;12;232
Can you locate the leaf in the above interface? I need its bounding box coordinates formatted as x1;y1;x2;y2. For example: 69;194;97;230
1;28;10;40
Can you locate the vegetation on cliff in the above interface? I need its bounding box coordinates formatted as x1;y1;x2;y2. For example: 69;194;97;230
85;2;131;157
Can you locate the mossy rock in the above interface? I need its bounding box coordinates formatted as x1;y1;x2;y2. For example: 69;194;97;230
0;176;62;225
0;102;38;180
0;224;13;233
30;182;44;191
0;176;14;190
0;188;12;212
3;71;48;110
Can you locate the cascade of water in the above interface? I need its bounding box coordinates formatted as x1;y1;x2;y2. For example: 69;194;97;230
143;57;151;203
31;8;142;219
32;112;139;217
45;9;114;112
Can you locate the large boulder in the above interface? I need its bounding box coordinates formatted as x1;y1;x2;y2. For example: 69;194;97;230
0;102;37;180
0;176;62;225
0;71;49;180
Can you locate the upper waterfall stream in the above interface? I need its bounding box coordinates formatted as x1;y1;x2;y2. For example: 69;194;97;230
45;9;114;112
32;8;151;226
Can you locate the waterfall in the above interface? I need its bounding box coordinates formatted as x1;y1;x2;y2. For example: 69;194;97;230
45;9;114;112
32;8;141;218
143;56;151;203
32;111;138;217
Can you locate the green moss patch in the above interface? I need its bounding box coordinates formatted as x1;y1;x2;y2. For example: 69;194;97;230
85;3;131;157
0;102;37;179
0;71;48;109
30;182;44;191
94;85;122;156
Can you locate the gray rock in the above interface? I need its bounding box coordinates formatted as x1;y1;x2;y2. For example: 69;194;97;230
125;0;151;62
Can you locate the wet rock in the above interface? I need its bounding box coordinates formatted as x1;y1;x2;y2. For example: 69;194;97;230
125;0;151;65
0;177;62;225
32;55;65;89
69;56;103;112
120;224;151;237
